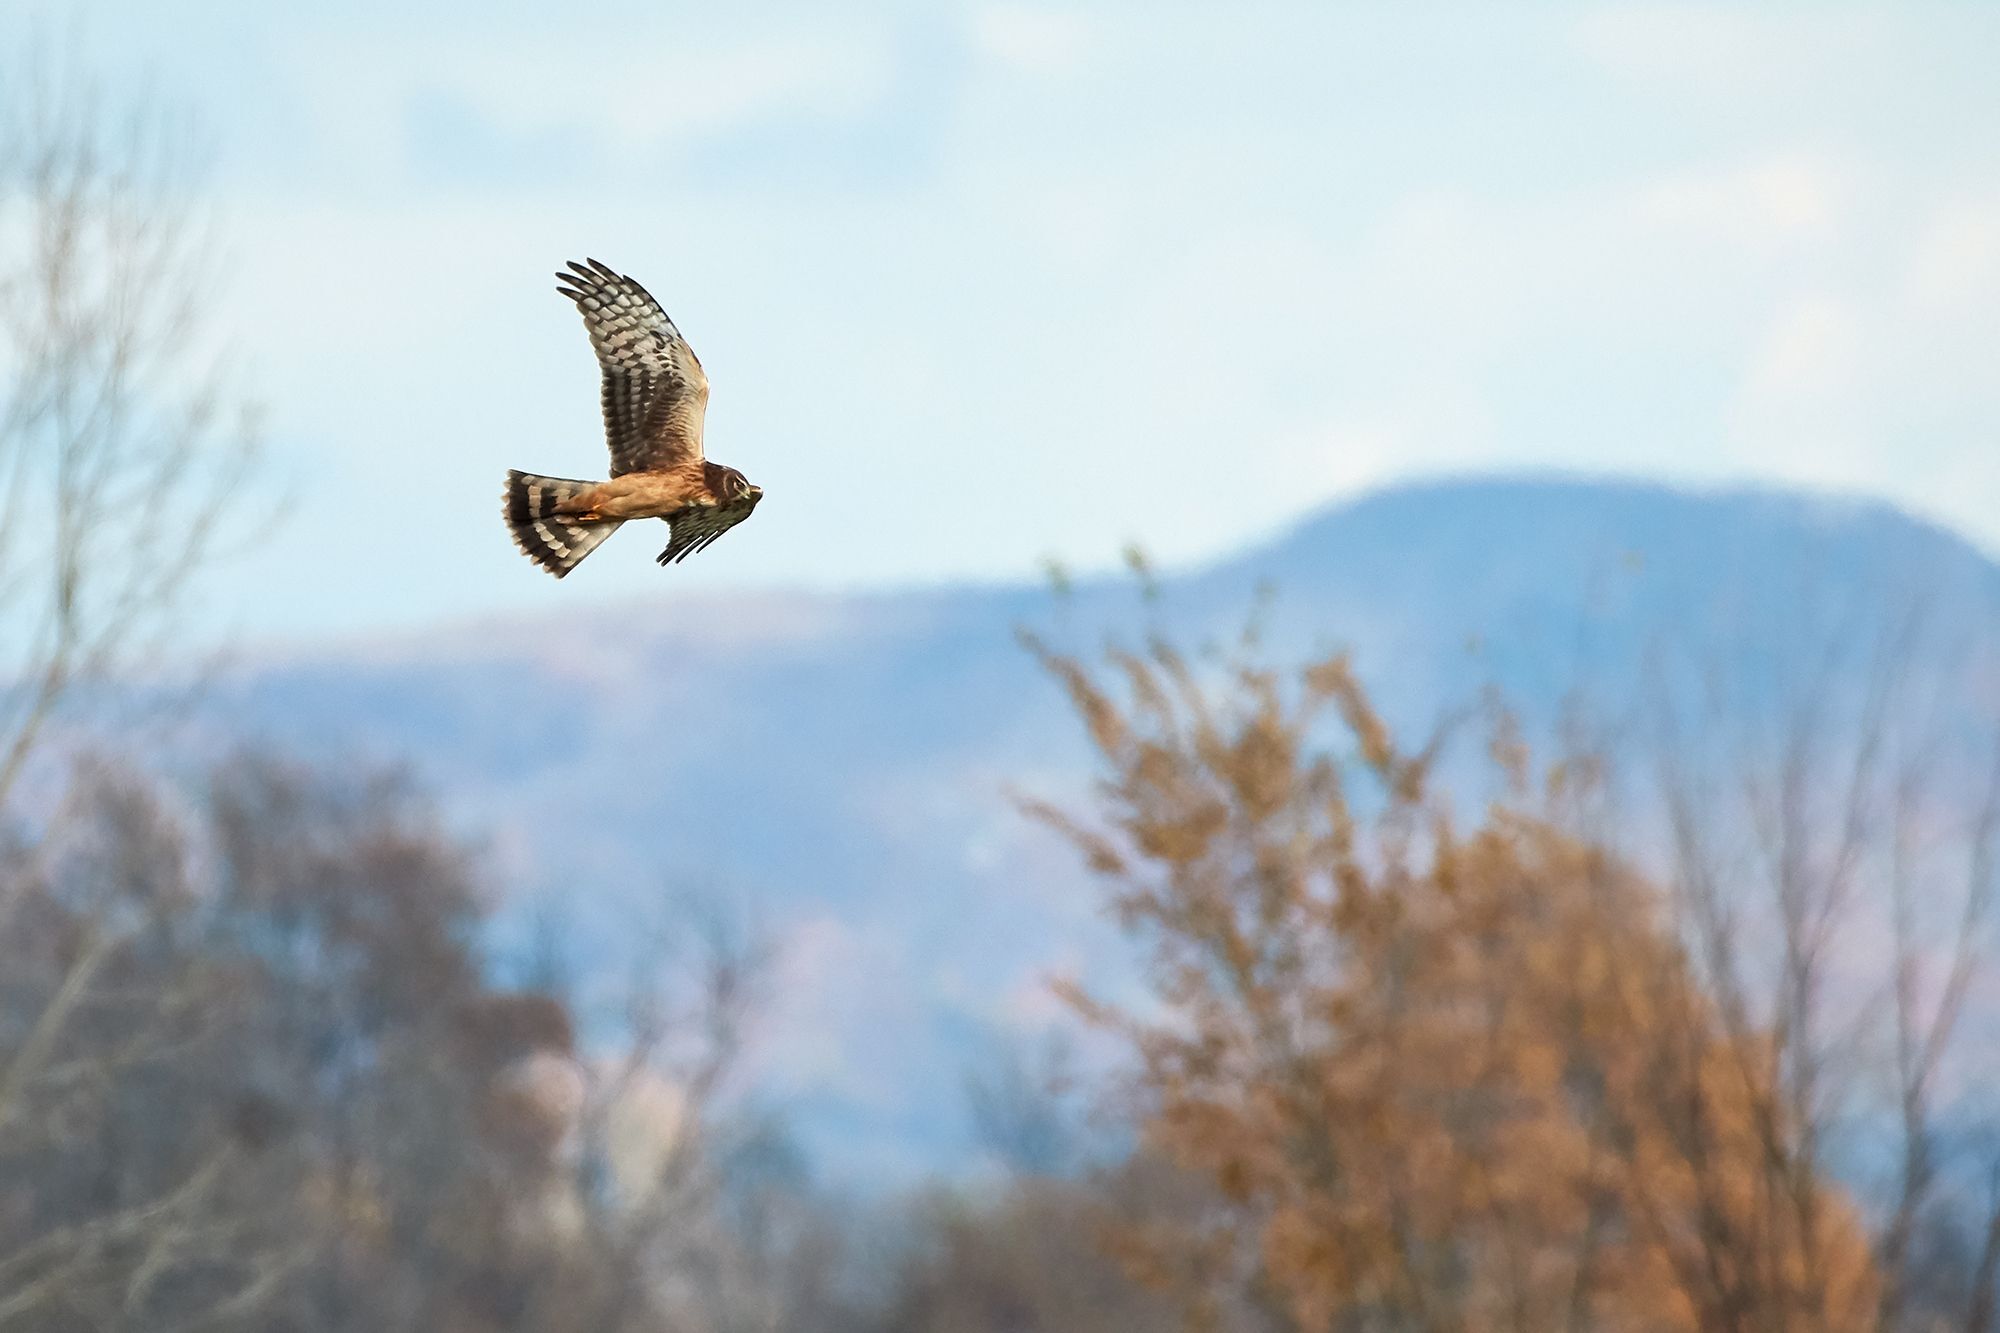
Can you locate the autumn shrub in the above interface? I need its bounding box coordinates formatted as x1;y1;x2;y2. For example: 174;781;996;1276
1026;631;1882;1333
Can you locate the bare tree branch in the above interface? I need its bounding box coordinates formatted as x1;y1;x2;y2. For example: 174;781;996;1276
0;41;255;810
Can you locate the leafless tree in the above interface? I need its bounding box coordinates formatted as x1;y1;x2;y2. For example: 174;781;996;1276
1623;597;2000;1332
551;901;856;1333
0;40;264;1326
0;758;301;1330
0;40;255;810
964;1029;1091;1179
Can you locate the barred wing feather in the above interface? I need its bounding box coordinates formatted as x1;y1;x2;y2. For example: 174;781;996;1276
555;258;709;476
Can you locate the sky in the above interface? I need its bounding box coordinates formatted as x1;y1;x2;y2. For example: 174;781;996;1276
6;1;1998;648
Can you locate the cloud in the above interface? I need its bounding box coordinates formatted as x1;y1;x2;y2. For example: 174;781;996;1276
1268;411;1492;506
1726;293;1870;476
274;16;904;183
50;1;2000;648
973;4;1094;74
1745;294;1864;401
440;32;894;151
1570;6;1887;101
1634;156;1848;248
1904;195;2000;315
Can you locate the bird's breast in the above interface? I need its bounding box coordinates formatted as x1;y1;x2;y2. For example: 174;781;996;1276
581;470;704;521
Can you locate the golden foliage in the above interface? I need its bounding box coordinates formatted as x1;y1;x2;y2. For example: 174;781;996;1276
1027;634;1881;1332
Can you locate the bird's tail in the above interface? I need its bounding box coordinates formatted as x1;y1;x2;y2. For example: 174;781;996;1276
504;470;622;578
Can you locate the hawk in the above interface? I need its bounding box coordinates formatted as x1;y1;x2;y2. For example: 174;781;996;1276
504;259;762;578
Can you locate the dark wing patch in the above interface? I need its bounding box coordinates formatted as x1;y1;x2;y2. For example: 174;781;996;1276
555;259;709;476
657;496;760;567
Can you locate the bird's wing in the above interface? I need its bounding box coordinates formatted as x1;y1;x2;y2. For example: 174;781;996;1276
556;259;709;476
657;496;760;567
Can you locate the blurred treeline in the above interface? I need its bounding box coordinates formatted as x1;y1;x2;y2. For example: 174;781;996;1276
6;50;2000;1333
0;754;848;1330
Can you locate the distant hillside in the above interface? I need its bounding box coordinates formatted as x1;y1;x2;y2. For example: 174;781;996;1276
202;476;2000;1183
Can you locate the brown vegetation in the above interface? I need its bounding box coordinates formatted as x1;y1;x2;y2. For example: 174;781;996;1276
1024;620;1998;1332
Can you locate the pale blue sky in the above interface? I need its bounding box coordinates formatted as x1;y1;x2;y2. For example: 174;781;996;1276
11;2;1999;646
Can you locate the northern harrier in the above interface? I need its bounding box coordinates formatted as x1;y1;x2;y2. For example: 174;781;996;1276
504;259;762;578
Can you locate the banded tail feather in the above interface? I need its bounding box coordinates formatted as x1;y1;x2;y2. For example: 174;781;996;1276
504;469;621;578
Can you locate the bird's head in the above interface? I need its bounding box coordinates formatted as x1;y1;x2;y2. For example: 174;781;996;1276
719;467;762;506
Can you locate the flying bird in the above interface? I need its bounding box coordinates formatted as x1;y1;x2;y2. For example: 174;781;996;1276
504;259;762;578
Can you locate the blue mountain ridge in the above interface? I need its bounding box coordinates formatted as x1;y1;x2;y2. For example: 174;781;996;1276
202;475;2000;1184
